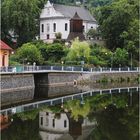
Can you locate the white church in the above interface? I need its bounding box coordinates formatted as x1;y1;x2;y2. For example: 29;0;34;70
40;0;98;42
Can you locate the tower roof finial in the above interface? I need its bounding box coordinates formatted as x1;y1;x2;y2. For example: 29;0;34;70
45;0;52;8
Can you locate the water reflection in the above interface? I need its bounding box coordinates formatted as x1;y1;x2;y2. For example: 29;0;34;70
1;90;139;140
1;82;138;108
39;111;95;140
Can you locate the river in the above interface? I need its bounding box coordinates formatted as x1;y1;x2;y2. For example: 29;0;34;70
1;83;139;140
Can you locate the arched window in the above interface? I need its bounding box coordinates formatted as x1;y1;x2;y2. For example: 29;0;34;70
41;24;44;32
46;23;50;32
64;120;67;128
52;119;55;127
53;23;56;32
65;23;68;31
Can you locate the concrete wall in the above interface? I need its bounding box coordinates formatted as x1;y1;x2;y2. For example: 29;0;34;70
1;88;34;106
35;85;82;98
1;74;35;92
77;72;139;83
34;72;81;86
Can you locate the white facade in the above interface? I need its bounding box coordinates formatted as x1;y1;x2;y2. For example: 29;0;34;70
39;111;69;133
40;18;70;42
40;1;98;42
39;110;96;140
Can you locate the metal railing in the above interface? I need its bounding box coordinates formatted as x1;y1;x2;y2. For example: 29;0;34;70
0;66;139;74
0;86;139;115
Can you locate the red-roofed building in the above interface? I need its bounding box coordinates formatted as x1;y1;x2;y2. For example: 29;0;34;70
0;40;13;67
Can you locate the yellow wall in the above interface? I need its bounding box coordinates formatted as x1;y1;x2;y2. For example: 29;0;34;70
0;50;10;67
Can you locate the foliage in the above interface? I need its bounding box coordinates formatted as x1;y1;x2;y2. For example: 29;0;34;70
55;32;62;39
66;38;90;63
87;29;99;39
89;44;112;66
1;115;41;140
9;55;20;66
17;109;39;121
112;48;128;67
64;99;91;121
96;0;138;52
16;43;44;64
39;43;65;62
1;0;47;47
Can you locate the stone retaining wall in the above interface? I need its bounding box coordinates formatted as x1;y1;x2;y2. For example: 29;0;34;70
34;72;81;86
77;72;139;83
1;74;35;92
1;88;34;106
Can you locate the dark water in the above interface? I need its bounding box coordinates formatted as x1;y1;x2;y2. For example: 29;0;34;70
1;86;139;140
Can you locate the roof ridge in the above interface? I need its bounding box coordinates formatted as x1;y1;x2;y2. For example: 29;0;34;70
54;3;84;8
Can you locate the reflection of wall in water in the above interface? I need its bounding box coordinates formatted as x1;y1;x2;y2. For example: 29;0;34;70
77;82;139;91
1;88;34;106
39;111;95;140
35;85;82;98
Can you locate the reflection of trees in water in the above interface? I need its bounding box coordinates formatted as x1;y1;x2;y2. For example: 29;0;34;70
87;93;139;140
1;92;138;140
1;115;41;140
64;92;139;140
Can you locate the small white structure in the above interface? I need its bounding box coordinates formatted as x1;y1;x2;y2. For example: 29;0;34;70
39;111;69;133
39;110;96;140
40;0;98;42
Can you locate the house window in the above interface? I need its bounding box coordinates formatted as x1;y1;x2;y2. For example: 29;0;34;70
41;24;44;32
64;120;67;128
65;23;68;31
40;117;43;125
47;34;50;39
52;119;55;128
53;23;56;32
46;118;49;126
83;25;85;32
46;23;50;32
2;55;5;66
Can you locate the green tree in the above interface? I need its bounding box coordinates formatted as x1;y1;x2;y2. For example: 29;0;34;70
39;43;65;62
87;29;99;39
16;43;44;64
97;0;138;51
112;48;128;67
1;0;47;47
67;38;91;63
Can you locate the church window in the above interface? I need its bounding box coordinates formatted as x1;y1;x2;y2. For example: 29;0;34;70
53;23;56;32
40;117;43;125
41;24;44;32
64;120;67;128
52;119;55;128
65;23;68;31
46;118;49;126
47;23;50;32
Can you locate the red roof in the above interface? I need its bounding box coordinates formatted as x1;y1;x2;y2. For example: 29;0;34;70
0;40;13;50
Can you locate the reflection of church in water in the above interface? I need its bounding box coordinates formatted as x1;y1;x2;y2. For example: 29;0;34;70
39;110;95;140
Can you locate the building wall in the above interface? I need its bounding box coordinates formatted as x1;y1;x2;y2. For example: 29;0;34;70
39;111;69;132
83;21;98;33
40;19;97;42
40;18;70;42
0;50;10;67
40;2;98;42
